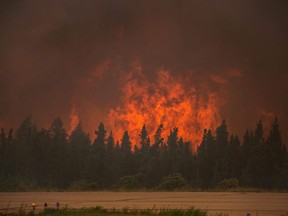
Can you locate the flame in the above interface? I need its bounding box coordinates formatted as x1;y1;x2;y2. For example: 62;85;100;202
68;105;79;135
258;109;276;135
107;63;221;150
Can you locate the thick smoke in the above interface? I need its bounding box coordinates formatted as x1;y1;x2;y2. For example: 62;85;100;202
0;0;288;143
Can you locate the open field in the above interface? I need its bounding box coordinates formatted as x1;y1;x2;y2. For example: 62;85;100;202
0;192;288;216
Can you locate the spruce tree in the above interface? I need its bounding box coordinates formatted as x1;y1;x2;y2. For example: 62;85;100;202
228;135;241;179
91;122;107;188
48;118;68;188
214;120;229;185
197;129;215;188
146;124;165;187
120;131;134;176
265;118;286;188
105;131;118;187
167;127;179;173
68;123;90;182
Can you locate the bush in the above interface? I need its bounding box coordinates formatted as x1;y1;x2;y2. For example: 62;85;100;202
69;180;99;191
157;173;188;190
114;175;141;189
0;177;38;191
69;180;90;191
159;208;207;216
216;178;240;190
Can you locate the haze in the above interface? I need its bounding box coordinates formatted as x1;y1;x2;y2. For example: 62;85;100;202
0;0;287;144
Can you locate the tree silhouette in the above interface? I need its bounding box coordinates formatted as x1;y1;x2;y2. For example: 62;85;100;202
120;131;134;176
264;118;286;188
214;120;229;185
0;116;287;191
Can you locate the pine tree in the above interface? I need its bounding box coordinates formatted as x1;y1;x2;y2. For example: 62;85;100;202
214;120;229;184
121;131;132;157
0;128;7;177
241;129;254;186
178;138;193;183
251;120;266;187
154;124;164;148
228;135;241;179
106;131;115;153
136;124;151;187
48;118;68;188
93;122;106;151
167;127;179;173
146;124;165;187
68;123;91;182
120;131;134;176
34;128;51;187
14;117;38;181
139;124;150;154
90;122;107;188
1;129;13;179
197;129;215;188
105;131;118;187
264;118;286;188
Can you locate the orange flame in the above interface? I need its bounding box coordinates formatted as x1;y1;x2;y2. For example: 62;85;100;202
107;63;221;151
68;105;79;136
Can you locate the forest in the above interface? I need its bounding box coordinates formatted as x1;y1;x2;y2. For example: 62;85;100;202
0;117;287;191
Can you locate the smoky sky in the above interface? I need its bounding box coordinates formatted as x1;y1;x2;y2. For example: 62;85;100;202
0;0;288;142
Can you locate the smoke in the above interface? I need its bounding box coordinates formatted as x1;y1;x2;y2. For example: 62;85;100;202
0;0;288;144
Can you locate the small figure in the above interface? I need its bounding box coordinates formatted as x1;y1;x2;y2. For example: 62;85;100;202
32;203;36;211
56;202;60;209
44;202;48;209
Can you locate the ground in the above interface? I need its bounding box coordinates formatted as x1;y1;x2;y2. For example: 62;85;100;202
0;192;287;216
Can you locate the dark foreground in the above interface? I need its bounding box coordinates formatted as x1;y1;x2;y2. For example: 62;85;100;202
1;207;208;216
0;192;288;216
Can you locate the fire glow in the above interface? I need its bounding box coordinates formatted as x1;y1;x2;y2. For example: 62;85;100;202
106;63;221;150
68;105;79;136
67;62;222;150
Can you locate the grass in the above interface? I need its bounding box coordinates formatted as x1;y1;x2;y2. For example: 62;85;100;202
1;186;288;193
0;206;208;216
2;206;288;216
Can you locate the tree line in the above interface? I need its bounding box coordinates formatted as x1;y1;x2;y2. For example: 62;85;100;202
0;117;287;191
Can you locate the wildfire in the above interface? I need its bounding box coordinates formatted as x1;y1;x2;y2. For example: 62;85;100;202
68;105;79;136
107;63;221;150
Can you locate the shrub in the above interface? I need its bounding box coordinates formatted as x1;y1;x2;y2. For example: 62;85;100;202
159;208;207;216
69;180;99;191
216;178;240;190
0;177;38;191
114;175;141;189
69;180;90;191
157;173;188;190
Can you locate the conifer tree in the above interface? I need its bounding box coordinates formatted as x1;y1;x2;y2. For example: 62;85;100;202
197;129;215;188
241;129;254;186
68;123;90;181
105;131;118;187
178;138;193;182
0;128;7;177
91;122;107;188
265;118;286;188
137;124;151;185
48;118;68;188
214;120;229;185
14;117;39;181
146;124;165;187
167;127;179;173
228;135;241;179
120;131;134;176
139;124;150;154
